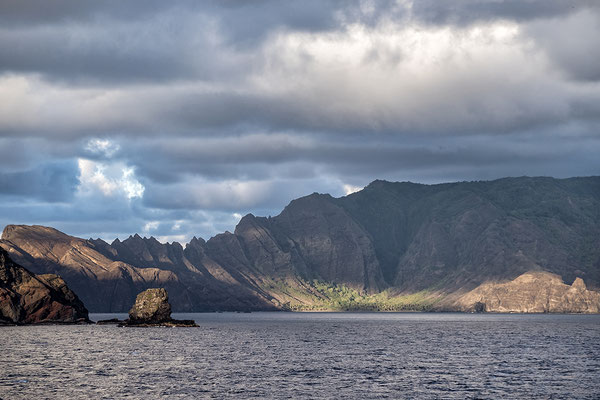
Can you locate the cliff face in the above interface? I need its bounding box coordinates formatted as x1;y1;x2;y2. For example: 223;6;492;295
336;177;600;292
0;225;276;312
0;248;89;324
453;271;600;313
0;176;599;312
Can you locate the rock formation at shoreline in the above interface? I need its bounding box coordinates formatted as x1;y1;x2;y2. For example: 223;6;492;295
128;288;173;324
1;176;599;313
99;288;197;327
0;248;89;324
454;271;600;313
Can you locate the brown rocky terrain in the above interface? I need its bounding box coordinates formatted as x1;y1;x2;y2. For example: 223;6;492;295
1;225;276;312
100;288;197;327
0;247;89;324
125;288;197;326
452;271;600;313
1;176;598;312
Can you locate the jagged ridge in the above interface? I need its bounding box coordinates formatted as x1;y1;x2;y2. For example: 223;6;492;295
1;176;599;312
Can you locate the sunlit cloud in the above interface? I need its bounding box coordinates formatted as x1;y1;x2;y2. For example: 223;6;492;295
77;158;144;199
343;184;363;195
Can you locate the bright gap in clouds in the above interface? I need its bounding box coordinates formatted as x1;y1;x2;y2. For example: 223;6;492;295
77;158;144;199
343;184;363;195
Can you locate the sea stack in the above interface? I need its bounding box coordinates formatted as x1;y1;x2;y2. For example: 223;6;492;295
120;288;197;327
129;288;172;324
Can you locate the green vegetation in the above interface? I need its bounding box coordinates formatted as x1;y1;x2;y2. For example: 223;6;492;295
273;278;440;312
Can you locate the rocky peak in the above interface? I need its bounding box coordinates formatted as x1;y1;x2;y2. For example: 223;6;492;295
188;236;205;246
571;277;587;291
234;213;258;234
2;224;74;244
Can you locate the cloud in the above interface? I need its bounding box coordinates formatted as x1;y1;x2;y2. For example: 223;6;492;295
343;184;363;195
0;1;598;242
77;159;144;199
524;9;600;82
0;161;78;202
1;15;596;140
143;178;275;211
85;138;120;157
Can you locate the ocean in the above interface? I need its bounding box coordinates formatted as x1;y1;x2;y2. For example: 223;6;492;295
1;312;599;399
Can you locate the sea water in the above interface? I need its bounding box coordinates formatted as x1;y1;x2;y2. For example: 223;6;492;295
1;312;599;399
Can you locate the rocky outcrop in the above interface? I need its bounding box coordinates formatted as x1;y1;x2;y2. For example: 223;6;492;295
454;271;600;313
0;248;89;324
128;288;172;323
118;288;196;327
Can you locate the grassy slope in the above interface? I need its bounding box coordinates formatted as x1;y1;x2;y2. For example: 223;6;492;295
263;278;441;311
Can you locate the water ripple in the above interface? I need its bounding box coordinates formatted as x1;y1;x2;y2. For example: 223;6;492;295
0;313;599;399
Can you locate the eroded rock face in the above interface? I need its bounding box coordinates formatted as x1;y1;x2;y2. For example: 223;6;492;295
455;271;600;313
0;248;89;324
1;225;277;312
119;288;197;327
128;288;171;323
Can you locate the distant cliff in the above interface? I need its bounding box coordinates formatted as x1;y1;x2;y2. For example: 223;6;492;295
0;248;89;324
452;271;600;313
1;176;599;312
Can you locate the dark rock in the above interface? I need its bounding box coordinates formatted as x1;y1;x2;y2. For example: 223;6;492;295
129;288;171;323
95;318;121;325
120;288;197;327
0;247;90;324
473;302;486;313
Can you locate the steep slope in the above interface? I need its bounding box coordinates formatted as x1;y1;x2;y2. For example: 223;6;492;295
1;226;275;312
269;194;385;292
0;248;89;324
336;177;600;292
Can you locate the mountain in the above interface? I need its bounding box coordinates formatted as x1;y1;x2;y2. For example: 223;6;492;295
0;225;277;312
336;176;600;292
1;176;599;312
0;247;89;324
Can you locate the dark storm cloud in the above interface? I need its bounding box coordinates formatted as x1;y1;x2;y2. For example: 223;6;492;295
0;1;599;242
127;135;554;178
523;10;600;82
410;0;598;25
0;161;78;202
4;0;594;85
0;0;386;84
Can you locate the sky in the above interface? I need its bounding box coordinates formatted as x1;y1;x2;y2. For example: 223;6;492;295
0;0;599;243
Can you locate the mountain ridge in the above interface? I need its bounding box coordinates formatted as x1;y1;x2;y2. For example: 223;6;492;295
1;176;599;312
